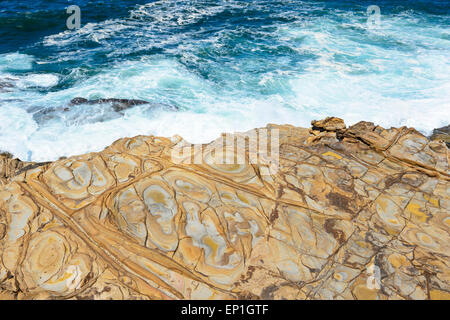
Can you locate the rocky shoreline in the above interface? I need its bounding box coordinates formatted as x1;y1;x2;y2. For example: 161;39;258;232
0;117;448;300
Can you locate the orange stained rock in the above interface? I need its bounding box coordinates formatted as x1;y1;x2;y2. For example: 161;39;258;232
0;118;448;300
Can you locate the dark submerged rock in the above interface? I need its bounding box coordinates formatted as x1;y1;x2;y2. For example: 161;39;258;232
69;97;178;112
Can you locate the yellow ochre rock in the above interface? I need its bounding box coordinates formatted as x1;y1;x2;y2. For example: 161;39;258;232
0;118;448;300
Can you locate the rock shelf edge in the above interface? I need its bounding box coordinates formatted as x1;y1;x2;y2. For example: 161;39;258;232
0;117;448;300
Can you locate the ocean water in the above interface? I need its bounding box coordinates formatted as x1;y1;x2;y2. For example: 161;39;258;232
0;0;449;162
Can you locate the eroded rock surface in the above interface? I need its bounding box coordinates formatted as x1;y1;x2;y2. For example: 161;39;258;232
430;125;450;148
0;118;448;300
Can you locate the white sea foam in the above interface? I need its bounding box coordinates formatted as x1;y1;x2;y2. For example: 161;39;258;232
0;57;300;161
44;20;132;46
1;51;448;162
0;53;34;71
0;105;38;160
17;74;60;89
130;0;238;25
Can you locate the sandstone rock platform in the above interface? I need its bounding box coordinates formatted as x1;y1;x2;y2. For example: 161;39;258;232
0;118;448;300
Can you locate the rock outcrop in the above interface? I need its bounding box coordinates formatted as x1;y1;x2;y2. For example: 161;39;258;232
0;118;448;300
69;97;178;113
430;125;450;148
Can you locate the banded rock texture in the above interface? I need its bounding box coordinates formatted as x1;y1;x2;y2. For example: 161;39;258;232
0;118;449;300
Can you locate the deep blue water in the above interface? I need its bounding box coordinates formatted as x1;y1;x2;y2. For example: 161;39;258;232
0;0;449;161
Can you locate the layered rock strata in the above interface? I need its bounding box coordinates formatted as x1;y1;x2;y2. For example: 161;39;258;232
0;118;448;300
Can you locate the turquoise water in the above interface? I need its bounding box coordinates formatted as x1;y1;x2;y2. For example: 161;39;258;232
0;0;449;161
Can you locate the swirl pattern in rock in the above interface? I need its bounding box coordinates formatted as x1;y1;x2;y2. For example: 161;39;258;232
0;118;449;300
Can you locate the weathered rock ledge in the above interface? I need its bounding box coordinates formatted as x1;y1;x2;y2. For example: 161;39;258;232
0;118;448;300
